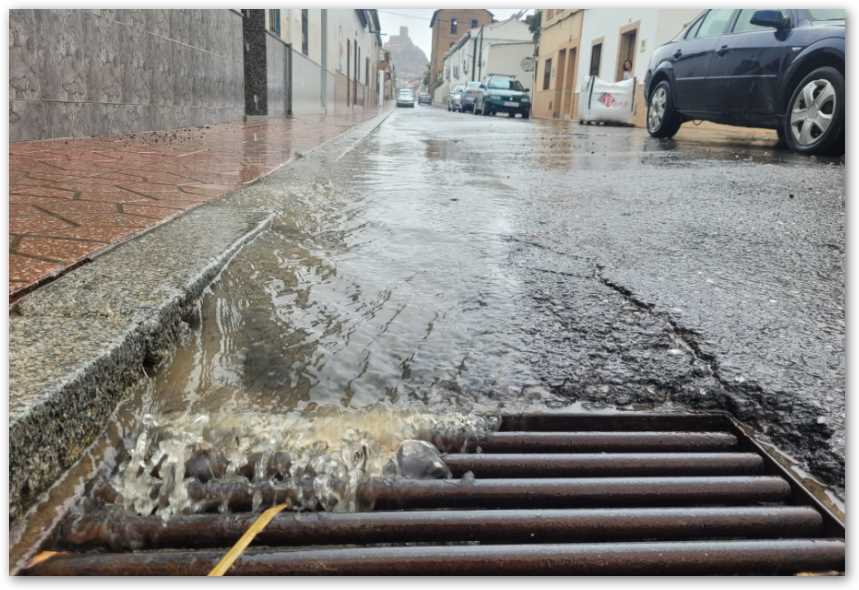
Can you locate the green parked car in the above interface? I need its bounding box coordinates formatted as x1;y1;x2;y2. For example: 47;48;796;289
473;74;531;118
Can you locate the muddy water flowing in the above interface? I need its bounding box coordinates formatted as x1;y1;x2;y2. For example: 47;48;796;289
79;117;585;521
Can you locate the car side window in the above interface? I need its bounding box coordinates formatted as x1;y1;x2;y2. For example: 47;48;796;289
691;9;736;39
732;9;783;33
684;13;706;39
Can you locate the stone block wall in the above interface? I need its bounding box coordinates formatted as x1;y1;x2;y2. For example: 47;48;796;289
265;33;290;117
9;9;245;142
291;49;325;115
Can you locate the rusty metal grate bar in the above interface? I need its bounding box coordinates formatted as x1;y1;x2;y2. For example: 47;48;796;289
22;411;846;576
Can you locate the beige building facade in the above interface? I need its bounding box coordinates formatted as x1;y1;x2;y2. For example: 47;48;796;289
429;9;494;89
532;9;585;121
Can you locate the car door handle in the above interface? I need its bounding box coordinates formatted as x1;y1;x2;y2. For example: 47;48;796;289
716;44;729;56
673;49;683;59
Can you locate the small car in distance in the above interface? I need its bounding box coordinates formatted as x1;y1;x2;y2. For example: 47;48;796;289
396;88;416;108
418;92;432;105
644;9;845;155
473;74;531;118
448;85;465;111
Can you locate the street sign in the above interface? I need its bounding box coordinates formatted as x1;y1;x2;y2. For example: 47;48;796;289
520;56;535;73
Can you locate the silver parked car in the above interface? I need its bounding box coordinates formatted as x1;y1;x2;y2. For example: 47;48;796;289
447;85;465;112
460;81;482;113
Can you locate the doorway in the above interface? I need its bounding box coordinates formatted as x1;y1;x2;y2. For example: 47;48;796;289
553;49;567;118
562;47;577;117
616;25;639;81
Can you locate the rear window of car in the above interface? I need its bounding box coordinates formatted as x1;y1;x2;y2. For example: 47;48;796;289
487;77;525;91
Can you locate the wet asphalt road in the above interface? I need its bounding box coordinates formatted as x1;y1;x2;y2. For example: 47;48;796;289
156;104;845;490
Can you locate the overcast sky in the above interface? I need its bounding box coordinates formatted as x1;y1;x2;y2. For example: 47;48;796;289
377;9;532;59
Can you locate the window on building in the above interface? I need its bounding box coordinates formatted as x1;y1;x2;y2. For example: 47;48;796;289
470;18;478;29
589;43;602;77
450;18;458;34
733;9;778;33
301;9;309;55
269;9;281;35
543;58;552;90
366;57;370;85
692;9;735;39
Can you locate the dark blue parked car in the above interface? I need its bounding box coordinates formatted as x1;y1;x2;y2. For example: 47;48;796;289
644;9;845;155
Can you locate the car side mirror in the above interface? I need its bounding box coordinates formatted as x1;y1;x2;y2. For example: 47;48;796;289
479;84;486;89
523;88;530;93
750;10;789;30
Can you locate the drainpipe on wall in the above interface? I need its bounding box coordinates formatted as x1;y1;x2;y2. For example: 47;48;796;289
320;9;328;112
471;36;478;81
477;25;484;81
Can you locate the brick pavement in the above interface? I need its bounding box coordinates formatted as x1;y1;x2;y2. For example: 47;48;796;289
9;109;382;299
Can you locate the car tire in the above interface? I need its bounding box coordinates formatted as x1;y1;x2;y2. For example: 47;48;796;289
646;80;682;139
522;111;530;120
483;106;492;116
782;66;844;156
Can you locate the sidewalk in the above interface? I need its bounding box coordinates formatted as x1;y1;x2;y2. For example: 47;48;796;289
9;108;383;299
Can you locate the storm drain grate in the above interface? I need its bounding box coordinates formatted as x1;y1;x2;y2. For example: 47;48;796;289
23;412;845;575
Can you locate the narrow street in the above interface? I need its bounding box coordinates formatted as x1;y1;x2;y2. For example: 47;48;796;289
10;7;848;578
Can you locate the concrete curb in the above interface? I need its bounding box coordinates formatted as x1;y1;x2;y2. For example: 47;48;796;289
8;108;395;526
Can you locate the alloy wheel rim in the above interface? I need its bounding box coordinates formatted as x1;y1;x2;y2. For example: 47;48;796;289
790;79;836;146
648;87;667;132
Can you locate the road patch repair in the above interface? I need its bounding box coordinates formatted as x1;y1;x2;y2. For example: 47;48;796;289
21;412;845;575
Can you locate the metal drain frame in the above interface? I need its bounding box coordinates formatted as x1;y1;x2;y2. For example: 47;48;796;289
21;410;845;575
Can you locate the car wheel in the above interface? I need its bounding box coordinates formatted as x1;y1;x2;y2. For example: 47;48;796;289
521;111;530;120
483;106;492;116
782;66;844;156
646;80;682;138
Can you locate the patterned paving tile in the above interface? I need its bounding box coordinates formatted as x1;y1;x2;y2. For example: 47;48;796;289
9;108;382;299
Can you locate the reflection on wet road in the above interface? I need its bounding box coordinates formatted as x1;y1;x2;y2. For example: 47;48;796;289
107;106;845;515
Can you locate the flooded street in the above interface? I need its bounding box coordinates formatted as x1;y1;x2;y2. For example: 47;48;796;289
30;106;844;550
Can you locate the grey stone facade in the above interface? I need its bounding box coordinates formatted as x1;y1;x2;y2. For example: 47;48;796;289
266;33;291;117
9;9;245;142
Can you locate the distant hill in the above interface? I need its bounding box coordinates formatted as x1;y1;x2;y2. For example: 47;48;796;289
384;26;428;85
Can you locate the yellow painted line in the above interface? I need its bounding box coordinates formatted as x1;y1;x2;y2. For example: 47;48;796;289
208;502;290;576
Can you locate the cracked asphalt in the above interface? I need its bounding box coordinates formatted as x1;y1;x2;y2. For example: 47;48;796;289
148;105;845;491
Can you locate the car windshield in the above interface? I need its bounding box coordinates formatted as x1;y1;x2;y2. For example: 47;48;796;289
487;77;525;91
807;9;846;21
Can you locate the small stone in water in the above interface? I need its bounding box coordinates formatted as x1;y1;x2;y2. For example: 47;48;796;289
265;452;292;481
396;440;451;480
184;449;227;483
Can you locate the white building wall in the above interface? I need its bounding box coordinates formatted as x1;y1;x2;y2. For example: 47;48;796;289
263;9;383;113
442;31;478;90
485;42;535;86
577;9;699;93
